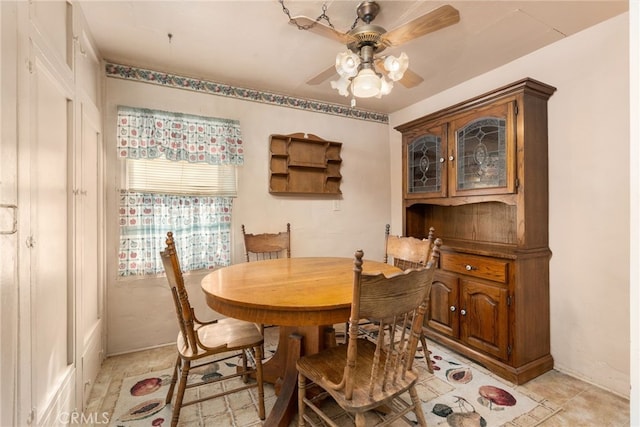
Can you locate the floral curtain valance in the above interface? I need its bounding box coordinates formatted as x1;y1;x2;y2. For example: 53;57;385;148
117;106;244;165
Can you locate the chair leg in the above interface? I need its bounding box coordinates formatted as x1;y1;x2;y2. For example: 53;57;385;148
344;321;349;344
171;359;190;427
255;345;266;420
165;355;180;405
297;372;306;427
420;332;434;373
355;412;366;427
241;349;249;383
409;385;427;426
259;323;266;358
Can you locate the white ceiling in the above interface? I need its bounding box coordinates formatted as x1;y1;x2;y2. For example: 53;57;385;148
77;1;628;114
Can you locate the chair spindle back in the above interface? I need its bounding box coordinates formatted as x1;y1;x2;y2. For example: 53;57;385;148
160;231;199;356
384;224;436;270
343;242;440;400
242;223;291;262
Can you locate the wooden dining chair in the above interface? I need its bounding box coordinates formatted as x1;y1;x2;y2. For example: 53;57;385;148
297;245;440;427
160;231;265;427
241;223;291;351
384;224;438;373
241;223;291;261
347;226;436;345
384;224;436;269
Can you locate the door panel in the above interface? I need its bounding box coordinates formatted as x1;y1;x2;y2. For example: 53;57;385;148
77;103;102;407
460;279;509;360
31;51;73;422
79;103;100;344
449;101;516;197
427;271;459;338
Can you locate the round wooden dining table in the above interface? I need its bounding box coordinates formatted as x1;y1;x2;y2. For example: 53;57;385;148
201;256;401;427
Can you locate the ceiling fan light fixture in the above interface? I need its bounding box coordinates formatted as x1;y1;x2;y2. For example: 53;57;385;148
384;52;409;81
378;76;393;98
280;1;460;105
335;50;360;78
352;68;382;98
330;75;351;97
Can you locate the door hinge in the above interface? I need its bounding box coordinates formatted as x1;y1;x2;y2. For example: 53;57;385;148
507;345;512;356
514;101;519;115
514;178;520;189
507;295;512;306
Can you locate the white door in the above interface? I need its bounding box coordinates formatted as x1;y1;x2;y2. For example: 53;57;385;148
26;44;75;425
0;2;20;424
77;101;103;408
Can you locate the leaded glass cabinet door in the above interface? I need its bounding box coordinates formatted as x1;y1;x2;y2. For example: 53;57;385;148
405;124;447;199
450;102;516;196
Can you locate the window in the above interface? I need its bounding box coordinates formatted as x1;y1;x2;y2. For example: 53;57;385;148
124;157;237;196
116;106;244;277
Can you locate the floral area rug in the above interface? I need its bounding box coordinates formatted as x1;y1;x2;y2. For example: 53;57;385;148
108;350;269;427
418;340;562;427
109;327;561;427
109;368;173;426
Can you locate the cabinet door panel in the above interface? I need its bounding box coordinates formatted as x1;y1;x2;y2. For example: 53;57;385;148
450;101;516;197
460;279;509;360
405;124;447;198
427;271;459;338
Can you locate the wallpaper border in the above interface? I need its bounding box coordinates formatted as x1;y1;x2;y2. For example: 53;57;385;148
105;63;389;124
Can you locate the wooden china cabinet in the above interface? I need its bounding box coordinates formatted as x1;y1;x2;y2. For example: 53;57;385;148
395;78;556;384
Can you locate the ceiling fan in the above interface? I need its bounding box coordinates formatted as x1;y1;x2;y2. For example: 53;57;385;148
288;2;460;103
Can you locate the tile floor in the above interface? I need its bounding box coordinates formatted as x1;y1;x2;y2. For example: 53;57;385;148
86;327;630;426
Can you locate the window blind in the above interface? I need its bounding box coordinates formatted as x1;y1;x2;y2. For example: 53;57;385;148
123;157;237;196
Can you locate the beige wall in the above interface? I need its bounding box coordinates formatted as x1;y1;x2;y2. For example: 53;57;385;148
389;13;630;397
104;79;391;354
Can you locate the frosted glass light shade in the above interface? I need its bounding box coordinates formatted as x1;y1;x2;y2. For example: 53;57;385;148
384;52;409;81
377;77;393;98
335;51;360;78
352;68;381;98
330;76;351;97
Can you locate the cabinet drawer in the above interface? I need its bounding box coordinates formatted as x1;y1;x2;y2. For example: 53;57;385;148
441;253;509;283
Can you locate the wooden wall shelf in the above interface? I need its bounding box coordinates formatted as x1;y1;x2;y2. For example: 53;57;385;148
269;133;342;195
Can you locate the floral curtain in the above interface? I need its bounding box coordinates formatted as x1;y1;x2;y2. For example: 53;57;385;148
117;106;244;165
117;106;240;276
119;193;233;276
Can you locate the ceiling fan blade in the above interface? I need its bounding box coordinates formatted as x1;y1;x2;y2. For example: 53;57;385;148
306;65;336;86
396;68;424;88
381;4;460;47
290;16;355;45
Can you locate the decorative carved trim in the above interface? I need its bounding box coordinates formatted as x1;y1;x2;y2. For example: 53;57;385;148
105;63;389;124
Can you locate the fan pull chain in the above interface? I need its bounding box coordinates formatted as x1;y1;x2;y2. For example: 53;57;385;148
279;1;335;30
